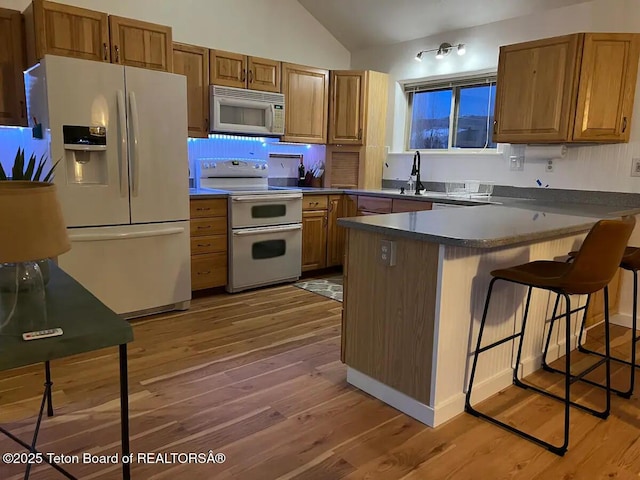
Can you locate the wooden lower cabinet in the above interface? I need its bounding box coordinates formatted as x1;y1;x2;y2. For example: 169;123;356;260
326;195;345;267
190;198;227;290
391;198;432;213
302;209;327;272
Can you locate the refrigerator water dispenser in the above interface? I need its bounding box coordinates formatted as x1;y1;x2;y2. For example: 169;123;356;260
63;125;108;184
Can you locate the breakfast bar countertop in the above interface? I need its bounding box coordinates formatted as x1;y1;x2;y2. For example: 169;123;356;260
337;204;640;248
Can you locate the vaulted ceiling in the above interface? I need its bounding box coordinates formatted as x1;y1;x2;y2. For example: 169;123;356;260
297;0;592;51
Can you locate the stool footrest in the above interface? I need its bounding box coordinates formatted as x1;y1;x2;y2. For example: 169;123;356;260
477;332;522;354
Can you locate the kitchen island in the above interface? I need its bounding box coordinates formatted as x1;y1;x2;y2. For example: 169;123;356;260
337;205;633;427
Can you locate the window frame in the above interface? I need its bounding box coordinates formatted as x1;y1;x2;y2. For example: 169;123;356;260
404;74;498;153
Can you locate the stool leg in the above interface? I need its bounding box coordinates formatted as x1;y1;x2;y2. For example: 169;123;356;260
512;287;533;385
603;286;612;416
465;277;498;412
541;294;562;372
629;269;638;395
560;293;572;454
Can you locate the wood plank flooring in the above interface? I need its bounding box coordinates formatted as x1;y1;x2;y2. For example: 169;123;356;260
0;285;639;479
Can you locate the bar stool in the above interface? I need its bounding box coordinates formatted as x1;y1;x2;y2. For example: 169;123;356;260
542;247;640;398
465;216;635;456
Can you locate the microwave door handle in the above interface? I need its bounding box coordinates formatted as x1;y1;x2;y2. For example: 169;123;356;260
267;104;274;132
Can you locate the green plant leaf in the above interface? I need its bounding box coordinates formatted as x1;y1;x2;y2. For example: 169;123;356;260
12;148;25;180
24;153;37;180
33;155;46;181
42;158;60;183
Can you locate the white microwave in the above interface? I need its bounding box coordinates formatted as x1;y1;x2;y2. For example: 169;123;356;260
210;85;285;136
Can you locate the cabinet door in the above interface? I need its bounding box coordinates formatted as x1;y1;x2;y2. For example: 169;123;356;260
210;49;246;88
248;56;281;92
30;0;109;63
0;8;27;126
173;42;209;138
282;63;329;144
302;210;327;271
573;33;640;142
329;71;366;144
109;16;172;72
326;195;345;267
494;34;581;143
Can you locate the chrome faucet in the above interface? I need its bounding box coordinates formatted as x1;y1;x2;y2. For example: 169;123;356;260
411;151;424;195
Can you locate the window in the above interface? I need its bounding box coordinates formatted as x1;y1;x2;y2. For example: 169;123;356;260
406;76;497;150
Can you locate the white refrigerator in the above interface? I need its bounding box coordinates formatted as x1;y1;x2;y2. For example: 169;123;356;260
25;55;191;317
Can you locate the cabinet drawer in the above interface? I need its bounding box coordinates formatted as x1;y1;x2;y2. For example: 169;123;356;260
357;196;392;213
391;199;433;213
190;198;228;218
191;253;227;290
190;217;227;236
303;195;328;211
190;234;227;255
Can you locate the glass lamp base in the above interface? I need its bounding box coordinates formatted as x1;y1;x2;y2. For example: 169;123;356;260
0;262;47;335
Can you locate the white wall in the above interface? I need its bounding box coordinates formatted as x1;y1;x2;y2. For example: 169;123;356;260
0;0;350;69
351;0;640;193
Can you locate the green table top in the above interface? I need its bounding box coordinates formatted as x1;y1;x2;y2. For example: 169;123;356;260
0;264;134;371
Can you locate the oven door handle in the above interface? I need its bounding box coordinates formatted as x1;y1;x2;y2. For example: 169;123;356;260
232;193;302;202
232;224;302;236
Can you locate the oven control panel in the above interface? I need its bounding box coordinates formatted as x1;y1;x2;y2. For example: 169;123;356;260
198;158;268;178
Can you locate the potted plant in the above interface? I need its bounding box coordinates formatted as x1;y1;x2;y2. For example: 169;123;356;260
1;148;59;284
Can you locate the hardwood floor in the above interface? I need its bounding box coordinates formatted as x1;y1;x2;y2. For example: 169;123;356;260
0;285;639;479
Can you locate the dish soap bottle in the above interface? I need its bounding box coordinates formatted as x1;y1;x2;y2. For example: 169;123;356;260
298;158;306;187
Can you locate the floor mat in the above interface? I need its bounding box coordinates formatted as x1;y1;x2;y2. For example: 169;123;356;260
294;275;343;302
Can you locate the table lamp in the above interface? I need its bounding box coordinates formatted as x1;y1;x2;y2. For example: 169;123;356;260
0;181;70;335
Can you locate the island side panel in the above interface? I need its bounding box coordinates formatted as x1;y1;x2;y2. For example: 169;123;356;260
431;233;588;425
343;229;439;405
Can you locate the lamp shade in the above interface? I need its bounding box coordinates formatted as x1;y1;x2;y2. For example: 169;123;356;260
0;181;70;263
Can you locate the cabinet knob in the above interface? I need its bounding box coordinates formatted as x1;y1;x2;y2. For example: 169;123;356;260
493;120;498;134
622;117;628;133
241;69;246;82
114;45;120;63
248;70;254;84
103;43;108;61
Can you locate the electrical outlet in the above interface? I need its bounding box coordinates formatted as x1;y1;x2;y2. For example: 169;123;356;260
545;160;554;173
379;240;396;267
631;158;640;177
509;155;524;171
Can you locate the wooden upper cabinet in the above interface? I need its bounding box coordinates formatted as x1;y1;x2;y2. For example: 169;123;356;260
0;8;27;126
329;71;366;145
173;42;209;138
573;33;640;142
493;34;581;143
109;16;172;72
24;0;110;65
210;49;246;88
281;63;329;144
494;32;640;144
210;50;281;92
247;56;280;92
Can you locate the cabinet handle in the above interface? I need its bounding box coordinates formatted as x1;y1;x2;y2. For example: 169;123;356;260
196;207;211;211
103;43;108;61
197;225;211;230
241;69;246;82
197;271;211;275
197;243;211;247
205;117;209;130
493;120;497;134
248;70;253;84
357;128;362;140
114;45;120;63
622;117;628;133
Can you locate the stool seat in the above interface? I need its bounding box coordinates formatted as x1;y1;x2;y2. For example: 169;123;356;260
569;246;640;270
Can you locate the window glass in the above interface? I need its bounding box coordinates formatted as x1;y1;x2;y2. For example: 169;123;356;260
409;89;452;149
252;240;286;259
453;84;496;149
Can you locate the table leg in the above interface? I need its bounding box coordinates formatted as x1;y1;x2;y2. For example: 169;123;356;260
45;361;54;417
119;344;130;480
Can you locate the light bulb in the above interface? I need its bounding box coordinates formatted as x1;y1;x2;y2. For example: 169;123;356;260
415;51;423;62
435;49;444;60
457;44;466;56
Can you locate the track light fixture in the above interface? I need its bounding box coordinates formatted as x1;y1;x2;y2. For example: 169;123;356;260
415;43;466;61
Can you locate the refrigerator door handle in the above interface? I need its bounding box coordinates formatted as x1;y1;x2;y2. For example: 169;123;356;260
129;91;141;197
116;90;128;198
69;227;185;242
